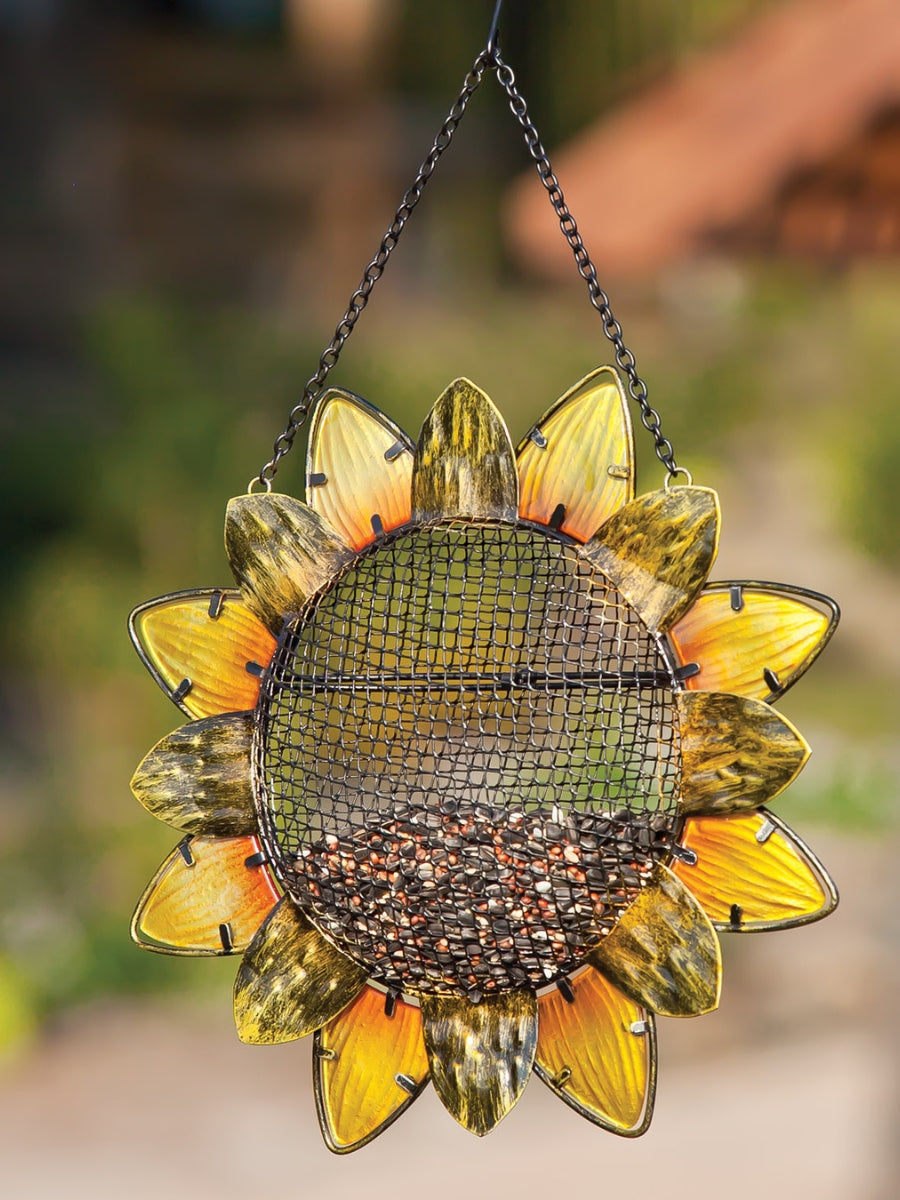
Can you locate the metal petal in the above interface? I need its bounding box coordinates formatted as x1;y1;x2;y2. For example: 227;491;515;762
307;388;414;550
672;808;838;931
668;582;839;701
589;865;722;1017
678;691;810;816
517;366;634;541
314;986;429;1154
224;494;353;635
420;990;537;1136
535;968;656;1135
129;588;276;718
131;835;279;956
233;898;368;1044
582;487;719;631
130;712;256;836
410;378;518;523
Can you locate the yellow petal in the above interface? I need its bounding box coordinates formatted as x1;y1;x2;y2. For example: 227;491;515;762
672;809;838;930
678;691;810;816
131;835;279;956
668;583;839;700
582;487;719;631
129;589;276;718
234;898;368;1044
589;865;721;1017
517;367;634;541
420;990;537;1136
307;388;414;551
314;986;429;1153
224;494;353;635
536;969;655;1135
130;712;255;836
411;378;518;523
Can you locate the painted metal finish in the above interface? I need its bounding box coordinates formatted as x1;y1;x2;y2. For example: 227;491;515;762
582;487;720;631
678;691;810;816
411;378;519;523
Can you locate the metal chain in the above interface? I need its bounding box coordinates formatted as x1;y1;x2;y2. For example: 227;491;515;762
249;53;491;491
250;29;686;489
491;48;686;483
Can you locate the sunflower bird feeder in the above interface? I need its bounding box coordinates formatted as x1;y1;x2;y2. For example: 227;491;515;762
127;3;839;1154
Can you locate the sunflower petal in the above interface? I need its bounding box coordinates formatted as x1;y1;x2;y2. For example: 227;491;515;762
224;494;354;635
678;691;810;816
129;588;276;718
668;583;839;701
234;898;367;1044
131;835;279;956
517;367;634;540
307;388;415;551
589;865;721;1017
535;969;656;1135
672;809;838;930
420;990;538;1136
314;986;429;1153
411;378;518;523
130;712;255;836
582;487;719;631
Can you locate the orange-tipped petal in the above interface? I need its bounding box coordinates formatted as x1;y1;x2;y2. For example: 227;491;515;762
224;494;353;635
234;898;368;1044
589;865;721;1017
536;969;656;1135
672;809;838;931
678;691;810;816
131;835;279;956
411;378;518;523
669;583;839;701
420;990;537;1136
307;388;414;550
314;987;429;1153
129;589;276;718
517;367;634;541
582;487;719;631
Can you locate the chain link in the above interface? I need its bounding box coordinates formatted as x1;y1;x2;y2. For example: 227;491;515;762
491;49;683;481
249;53;491;491
250;35;684;489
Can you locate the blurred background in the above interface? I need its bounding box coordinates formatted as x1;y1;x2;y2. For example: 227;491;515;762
0;0;897;1195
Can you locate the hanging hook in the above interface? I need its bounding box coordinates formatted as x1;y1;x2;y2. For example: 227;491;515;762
486;0;504;60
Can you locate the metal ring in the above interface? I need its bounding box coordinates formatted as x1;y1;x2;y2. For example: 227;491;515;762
247;476;273;495
664;466;694;489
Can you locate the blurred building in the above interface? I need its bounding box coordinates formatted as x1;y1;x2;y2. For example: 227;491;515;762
505;0;900;276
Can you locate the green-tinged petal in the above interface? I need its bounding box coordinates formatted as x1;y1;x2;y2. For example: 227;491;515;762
224;494;354;635
411;378;518;523
130;712;255;836
678;691;810;816
234;898;368;1044
589;865;721;1017
672;809;838;931
129;588;276;718
535;969;656;1135
314;986;429;1154
131;835;279;955
420;990;537;1136
517;366;634;540
668;582;839;701
307;388;414;550
582;487;719;631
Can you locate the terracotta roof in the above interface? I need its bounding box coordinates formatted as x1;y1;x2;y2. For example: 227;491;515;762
504;0;900;276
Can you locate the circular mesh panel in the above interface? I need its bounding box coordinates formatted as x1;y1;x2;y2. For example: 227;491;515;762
256;521;681;997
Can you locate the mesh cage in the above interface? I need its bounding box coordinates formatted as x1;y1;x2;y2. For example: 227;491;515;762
256;521;681;998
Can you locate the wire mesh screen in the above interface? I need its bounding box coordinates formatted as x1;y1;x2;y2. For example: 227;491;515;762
256;521;681;997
